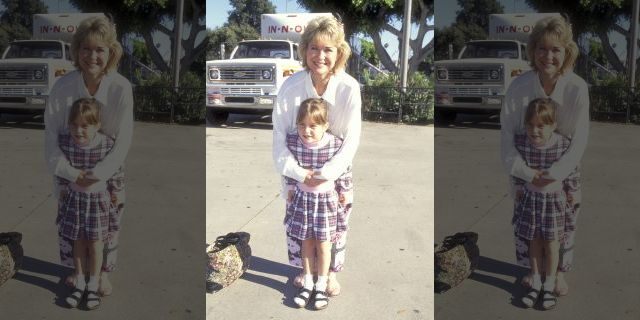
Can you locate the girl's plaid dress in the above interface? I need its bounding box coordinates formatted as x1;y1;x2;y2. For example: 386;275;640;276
284;132;352;242
56;133;115;241
512;133;579;241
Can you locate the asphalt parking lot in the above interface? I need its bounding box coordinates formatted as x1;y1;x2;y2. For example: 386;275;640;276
434;114;640;319
206;114;434;320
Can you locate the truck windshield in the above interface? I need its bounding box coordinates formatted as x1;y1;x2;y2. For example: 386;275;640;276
460;41;519;59
233;42;291;59
4;42;64;59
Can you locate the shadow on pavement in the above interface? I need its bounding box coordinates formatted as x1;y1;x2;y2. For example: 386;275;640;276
435;113;501;130
0;114;44;130
468;255;531;308
241;256;302;309
13;256;73;308
207;114;273;131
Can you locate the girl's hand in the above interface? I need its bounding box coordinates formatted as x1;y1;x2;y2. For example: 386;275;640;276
287;190;294;204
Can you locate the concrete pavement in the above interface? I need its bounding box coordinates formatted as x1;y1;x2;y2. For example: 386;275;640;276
0;116;206;319
434;116;640;319
206;115;434;320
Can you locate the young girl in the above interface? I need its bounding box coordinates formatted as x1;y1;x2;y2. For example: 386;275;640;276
283;98;351;310
56;98;116;309
512;98;579;310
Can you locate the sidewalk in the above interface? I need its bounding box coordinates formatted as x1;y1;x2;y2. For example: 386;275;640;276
434;119;640;319
206;117;434;320
0;118;205;319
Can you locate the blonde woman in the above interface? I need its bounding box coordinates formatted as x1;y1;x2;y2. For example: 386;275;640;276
501;16;589;297
272;15;361;297
45;15;133;297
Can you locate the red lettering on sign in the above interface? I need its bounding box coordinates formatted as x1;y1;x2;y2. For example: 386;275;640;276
282;25;289;32
66;25;75;33
523;25;530;33
294;25;302;33
269;25;277;33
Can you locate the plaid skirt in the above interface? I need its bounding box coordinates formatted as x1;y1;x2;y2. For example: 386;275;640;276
57;189;111;241
513;188;567;241
285;188;339;241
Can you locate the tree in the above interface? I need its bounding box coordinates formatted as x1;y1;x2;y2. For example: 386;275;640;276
455;0;504;31
434;23;485;60
296;0;434;74
360;39;380;66
207;0;274;61
227;0;276;31
69;0;206;76
0;0;48;52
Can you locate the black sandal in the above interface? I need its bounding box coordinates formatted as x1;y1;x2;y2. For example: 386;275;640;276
86;290;101;310
541;290;557;310
313;290;329;310
294;287;312;308
521;287;540;308
65;287;84;308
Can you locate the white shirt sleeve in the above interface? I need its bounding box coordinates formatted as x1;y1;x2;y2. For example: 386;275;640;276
547;86;590;181
91;83;134;181
272;87;308;183
500;83;537;182
317;86;361;181
44;82;81;182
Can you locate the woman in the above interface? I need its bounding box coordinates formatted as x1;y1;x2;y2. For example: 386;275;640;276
272;15;361;296
501;15;589;296
45;15;133;297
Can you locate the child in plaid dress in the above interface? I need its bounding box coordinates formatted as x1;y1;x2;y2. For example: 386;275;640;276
284;98;351;310
56;98;116;310
513;98;579;310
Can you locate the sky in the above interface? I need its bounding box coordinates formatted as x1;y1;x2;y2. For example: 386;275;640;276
206;0;434;61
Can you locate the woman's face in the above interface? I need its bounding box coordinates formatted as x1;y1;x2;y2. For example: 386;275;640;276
306;36;338;78
534;36;566;79
78;38;110;77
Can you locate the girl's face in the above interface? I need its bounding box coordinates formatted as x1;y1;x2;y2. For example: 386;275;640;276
78;38;110;77
526;117;556;147
297;116;329;144
534;36;566;79
306;36;338;78
70;116;100;146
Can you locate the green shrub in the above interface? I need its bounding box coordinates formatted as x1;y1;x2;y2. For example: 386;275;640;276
363;72;434;124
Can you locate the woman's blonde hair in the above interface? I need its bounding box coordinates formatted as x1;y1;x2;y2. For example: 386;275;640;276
525;98;558;126
298;16;351;73
69;98;102;125
70;16;123;73
297;98;328;125
527;16;578;75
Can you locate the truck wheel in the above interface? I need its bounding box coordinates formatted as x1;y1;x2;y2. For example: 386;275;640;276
435;110;456;124
206;110;229;125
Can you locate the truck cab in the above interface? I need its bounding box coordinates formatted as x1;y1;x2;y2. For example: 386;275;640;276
0;40;74;112
205;13;332;124
434;13;559;123
206;39;302;123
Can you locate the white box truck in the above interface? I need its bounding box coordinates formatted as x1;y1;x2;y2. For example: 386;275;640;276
205;13;332;124
0;13;104;114
434;13;559;122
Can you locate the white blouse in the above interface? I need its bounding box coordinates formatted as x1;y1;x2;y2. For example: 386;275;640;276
44;70;134;183
272;70;362;184
500;70;590;182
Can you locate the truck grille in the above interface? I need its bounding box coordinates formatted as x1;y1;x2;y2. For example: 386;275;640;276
0;65;47;82
0;87;34;95
448;69;491;80
449;87;491;95
219;68;262;80
220;87;262;95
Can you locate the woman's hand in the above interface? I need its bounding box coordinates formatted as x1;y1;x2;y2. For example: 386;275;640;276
303;170;326;187
75;170;100;187
532;170;555;188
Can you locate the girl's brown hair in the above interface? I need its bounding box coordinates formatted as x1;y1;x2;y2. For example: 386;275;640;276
527;16;579;75
298;16;351;73
70;16;123;74
525;98;558;126
69;98;102;125
297;98;328;125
